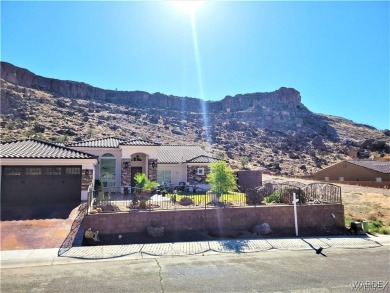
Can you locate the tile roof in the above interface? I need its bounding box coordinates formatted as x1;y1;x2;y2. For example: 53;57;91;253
348;160;390;174
186;155;218;163
66;137;127;148
121;139;160;146
0;139;96;159
67;137;160;148
158;145;217;164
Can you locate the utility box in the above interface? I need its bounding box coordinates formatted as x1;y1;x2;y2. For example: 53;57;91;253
350;221;366;235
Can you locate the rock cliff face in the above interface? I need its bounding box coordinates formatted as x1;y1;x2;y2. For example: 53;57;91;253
0;62;301;112
1;62;389;176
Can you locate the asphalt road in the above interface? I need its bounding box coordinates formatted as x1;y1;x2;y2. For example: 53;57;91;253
1;246;389;293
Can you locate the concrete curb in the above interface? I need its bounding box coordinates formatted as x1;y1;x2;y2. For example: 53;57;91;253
1;234;389;269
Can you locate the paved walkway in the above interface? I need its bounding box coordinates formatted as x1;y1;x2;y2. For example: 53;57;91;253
1;234;389;269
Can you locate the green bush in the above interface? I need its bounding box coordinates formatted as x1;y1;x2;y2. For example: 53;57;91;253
265;190;282;203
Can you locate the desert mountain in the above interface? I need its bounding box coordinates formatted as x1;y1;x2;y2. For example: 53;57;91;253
1;61;389;175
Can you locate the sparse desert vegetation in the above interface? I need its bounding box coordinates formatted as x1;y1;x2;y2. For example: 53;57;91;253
263;174;390;234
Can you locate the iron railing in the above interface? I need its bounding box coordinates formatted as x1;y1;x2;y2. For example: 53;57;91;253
86;180;342;214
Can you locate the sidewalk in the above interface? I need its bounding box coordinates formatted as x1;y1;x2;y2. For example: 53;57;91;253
1;234;389;269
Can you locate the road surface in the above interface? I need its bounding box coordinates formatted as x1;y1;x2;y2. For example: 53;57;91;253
1;245;389;292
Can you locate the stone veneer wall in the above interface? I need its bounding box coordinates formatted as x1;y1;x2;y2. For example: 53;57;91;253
84;204;345;235
187;165;210;184
81;169;93;191
121;159;132;186
148;159;158;182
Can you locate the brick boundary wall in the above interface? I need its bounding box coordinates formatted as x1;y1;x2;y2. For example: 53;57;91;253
84;204;345;235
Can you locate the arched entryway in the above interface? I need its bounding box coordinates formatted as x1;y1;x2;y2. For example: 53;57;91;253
130;153;146;187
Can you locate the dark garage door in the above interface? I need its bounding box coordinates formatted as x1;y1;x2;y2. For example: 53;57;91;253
1;166;82;206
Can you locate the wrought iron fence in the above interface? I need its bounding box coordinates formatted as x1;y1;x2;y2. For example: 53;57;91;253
86;180;342;214
253;180;342;205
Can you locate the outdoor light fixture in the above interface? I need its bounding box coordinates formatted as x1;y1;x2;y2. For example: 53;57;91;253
124;162;129;169
132;154;142;161
151;161;156;169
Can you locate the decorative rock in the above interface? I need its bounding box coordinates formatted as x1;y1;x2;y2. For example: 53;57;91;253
251;222;272;235
147;226;164;237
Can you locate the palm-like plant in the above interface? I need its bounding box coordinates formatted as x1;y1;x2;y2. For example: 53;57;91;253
132;173;158;209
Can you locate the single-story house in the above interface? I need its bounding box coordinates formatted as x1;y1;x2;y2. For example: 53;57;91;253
1;137;218;205
313;159;390;188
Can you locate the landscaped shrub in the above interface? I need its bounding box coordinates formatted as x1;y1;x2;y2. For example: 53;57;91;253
265;190;282;203
179;197;194;206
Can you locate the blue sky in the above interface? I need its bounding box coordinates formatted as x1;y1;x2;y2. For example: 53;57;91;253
1;1;389;130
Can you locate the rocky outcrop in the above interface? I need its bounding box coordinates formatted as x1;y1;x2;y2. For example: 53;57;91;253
1;62;389;176
0;62;302;113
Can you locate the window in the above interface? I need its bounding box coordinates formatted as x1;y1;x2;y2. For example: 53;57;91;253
66;167;81;175
339;177;344;182
26;167;41;175
376;177;382;182
101;153;116;186
157;170;171;184
4;167;22;175
47;167;62;175
196;168;205;175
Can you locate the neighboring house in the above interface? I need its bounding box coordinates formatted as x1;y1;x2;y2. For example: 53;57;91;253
0;137;218;206
0;139;97;205
313;160;390;188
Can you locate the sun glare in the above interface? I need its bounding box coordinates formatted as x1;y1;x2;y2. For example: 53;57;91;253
171;0;204;15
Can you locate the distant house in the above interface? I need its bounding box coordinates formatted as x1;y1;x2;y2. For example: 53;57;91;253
313;160;390;188
0;137;218;207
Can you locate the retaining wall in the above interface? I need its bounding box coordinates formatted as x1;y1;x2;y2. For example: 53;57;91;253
83;204;345;235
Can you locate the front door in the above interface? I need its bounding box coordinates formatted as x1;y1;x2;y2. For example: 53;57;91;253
131;167;143;188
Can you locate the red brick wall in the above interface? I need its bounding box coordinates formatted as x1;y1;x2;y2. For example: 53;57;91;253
84;204;345;235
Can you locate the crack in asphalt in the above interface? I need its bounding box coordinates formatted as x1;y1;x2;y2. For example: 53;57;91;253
154;258;165;293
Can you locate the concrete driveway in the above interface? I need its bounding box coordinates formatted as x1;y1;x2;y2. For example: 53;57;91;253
1;203;84;250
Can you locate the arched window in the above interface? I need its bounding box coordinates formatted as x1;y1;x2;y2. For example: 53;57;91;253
101;153;116;187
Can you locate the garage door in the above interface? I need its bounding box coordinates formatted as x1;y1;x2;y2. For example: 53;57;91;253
1;166;82;206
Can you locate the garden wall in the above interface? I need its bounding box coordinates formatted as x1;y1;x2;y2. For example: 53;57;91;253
83;204;345;235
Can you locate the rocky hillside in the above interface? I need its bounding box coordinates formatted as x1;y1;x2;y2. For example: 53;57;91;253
1;61;389;176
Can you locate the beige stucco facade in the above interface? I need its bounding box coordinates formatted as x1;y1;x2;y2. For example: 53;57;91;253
313;161;390;188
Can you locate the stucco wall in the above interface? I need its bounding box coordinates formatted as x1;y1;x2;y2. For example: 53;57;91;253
236;170;262;192
313;161;389;188
84;204;345;235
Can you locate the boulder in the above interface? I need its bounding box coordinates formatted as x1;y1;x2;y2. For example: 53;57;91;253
147;226;164;237
251;222;272;235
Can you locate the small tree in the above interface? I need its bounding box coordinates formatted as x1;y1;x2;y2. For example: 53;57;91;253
238;156;249;169
133;173;158;209
206;161;238;200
